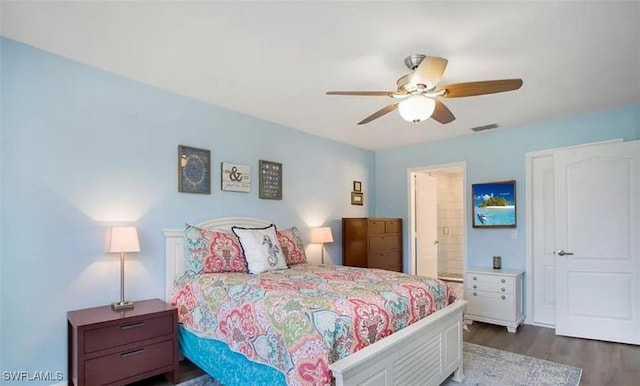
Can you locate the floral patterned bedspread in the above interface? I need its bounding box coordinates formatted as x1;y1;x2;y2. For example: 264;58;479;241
171;264;457;386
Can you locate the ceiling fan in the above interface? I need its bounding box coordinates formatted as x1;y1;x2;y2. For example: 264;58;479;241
326;54;523;125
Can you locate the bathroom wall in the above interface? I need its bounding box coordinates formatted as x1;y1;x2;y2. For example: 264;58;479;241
435;171;464;276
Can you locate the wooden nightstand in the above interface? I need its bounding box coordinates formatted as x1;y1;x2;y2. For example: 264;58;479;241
67;298;179;386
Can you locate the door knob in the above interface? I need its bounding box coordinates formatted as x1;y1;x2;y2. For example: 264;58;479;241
434;240;439;245
555;250;574;256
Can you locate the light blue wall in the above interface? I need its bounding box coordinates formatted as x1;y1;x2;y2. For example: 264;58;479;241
2;35;639;382
0;38;374;383
375;103;640;300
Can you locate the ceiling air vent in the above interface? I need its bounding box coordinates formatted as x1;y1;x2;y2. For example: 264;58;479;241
470;123;499;132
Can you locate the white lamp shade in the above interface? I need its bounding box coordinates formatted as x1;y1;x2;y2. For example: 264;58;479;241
104;227;141;253
310;227;334;243
398;95;436;123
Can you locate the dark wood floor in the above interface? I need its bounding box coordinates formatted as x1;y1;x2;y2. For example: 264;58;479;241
129;359;204;386
465;322;640;386
136;322;640;385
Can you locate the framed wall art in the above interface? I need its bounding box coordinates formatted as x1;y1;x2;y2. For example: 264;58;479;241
221;162;251;192
178;145;211;194
258;160;282;200
353;180;362;192
472;180;516;228
351;192;364;206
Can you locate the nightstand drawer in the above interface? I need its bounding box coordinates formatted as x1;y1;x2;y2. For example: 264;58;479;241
85;339;173;385
465;290;514;321
465;273;514;294
84;314;173;353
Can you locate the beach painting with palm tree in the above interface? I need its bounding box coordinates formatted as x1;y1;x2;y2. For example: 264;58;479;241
472;180;516;228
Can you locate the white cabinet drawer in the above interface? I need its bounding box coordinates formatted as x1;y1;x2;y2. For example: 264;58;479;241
465;273;514;294
465;290;514;321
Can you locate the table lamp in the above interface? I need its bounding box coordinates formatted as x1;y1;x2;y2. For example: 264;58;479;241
310;227;334;264
104;226;140;310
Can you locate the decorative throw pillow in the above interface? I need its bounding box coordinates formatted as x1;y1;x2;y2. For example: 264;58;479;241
184;224;248;274
232;224;288;274
277;226;308;265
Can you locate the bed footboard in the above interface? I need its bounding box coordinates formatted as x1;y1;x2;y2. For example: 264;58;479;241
329;300;467;386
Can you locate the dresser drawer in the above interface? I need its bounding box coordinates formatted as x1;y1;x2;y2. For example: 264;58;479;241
465;290;514;321
368;251;401;268
368;220;386;234
369;234;401;251
465;273;514;294
84;314;174;353
369;219;401;234
372;264;403;273
384;220;401;234
84;339;174;385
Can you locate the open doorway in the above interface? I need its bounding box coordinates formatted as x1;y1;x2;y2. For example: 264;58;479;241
408;163;466;299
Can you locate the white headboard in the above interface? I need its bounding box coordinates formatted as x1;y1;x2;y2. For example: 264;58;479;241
163;217;273;301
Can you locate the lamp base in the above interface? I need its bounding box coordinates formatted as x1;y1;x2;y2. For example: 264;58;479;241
112;301;134;311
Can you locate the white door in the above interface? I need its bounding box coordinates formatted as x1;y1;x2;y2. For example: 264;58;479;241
531;154;557;326
555;140;639;344
416;173;438;277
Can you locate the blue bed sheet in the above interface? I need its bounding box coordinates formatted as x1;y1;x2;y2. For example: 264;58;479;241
179;325;287;386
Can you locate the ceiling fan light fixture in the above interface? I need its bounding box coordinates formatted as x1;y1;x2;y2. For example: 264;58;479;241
398;95;435;123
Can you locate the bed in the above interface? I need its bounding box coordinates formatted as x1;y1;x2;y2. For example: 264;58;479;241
164;217;467;386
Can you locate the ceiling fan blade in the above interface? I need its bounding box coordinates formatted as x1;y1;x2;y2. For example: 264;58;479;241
440;79;523;98
358;103;399;125
326;91;396;96
411;56;448;88
431;100;456;124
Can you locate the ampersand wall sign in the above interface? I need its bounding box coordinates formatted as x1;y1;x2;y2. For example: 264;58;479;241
221;162;251;192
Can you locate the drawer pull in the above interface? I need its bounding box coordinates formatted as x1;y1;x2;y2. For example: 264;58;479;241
501;279;506;283
121;348;145;358
501;288;506;292
473;276;477;280
501;295;506;300
472;285;477;289
121;322;145;330
473;292;477;296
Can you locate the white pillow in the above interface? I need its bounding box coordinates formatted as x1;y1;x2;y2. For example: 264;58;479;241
232;224;288;274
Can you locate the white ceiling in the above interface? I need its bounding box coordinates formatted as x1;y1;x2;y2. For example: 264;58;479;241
2;1;639;150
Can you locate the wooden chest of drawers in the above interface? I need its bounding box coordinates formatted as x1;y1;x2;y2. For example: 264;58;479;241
464;268;524;333
342;218;403;272
67;298;178;386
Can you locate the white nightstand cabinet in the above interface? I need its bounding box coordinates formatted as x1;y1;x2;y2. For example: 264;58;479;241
464;268;524;333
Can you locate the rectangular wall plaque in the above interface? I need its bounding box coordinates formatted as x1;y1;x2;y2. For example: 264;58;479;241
221;162;251;192
258;160;282;200
178;145;211;194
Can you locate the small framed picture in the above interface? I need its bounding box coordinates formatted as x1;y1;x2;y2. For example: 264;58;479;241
178;145;211;194
221;162;251;192
259;160;282;200
351;192;364;206
353;180;362;192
